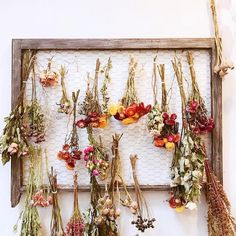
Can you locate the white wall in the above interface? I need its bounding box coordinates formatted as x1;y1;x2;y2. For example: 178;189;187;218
0;0;235;235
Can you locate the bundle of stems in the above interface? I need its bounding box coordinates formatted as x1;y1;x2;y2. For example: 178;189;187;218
170;57;205;207
122;57;139;107
186;52;214;134
0;50;36;164
25;59;46;143
66;172;85;236
48;167;65;236
130;155;155;232
58;65;71;114
210;0;233;78
84;127;115;236
205;159;236;236
19;147;42;236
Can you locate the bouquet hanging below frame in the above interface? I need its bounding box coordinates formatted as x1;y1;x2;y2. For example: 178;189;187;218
108;57;151;125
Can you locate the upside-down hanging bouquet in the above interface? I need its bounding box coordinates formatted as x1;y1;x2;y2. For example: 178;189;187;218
147;57;180;151
108;57;151;125
66;172;85;236
57;90;82;170
130;154;156;232
186;52;214;134
169;56;206;212
76;58;112;129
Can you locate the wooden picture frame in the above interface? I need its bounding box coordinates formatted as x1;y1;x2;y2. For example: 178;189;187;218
11;38;222;207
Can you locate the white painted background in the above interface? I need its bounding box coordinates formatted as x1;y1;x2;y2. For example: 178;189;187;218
0;0;235;235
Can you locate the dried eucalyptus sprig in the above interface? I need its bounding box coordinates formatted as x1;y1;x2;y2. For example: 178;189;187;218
58;65;71;114
170;57;205;211
77;59;109;129
58;90;82;170
205;159;236;236
130;155;155;232
49;167;65;236
147;57;180;151
0;50;36;165
19;147;42;236
24;61;46;143
210;0;234;78
66;172;85;236
186;52;214;134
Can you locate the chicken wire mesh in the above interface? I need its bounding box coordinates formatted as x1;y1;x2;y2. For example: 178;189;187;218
23;49;212;189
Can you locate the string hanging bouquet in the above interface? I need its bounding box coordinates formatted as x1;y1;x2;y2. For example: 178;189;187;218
24;58;46;143
205;159;236;236
130;155;156;232
0;50;36;165
39;58;58;87
57;90;82;170
147;57;180;151
14;147;42;236
169;57;206;212
66;172;85;236
186;52;214;134
49;167;66;236
108;57;151;125
57;65;71;114
76;58;112;129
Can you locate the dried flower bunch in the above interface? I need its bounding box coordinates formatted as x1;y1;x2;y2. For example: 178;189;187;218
39;58;58;87
24;59;46;143
66;172;85;236
49;167;66;236
58;90;82;170
147;57;180;151
0;50;37;165
76;58;112;129
186;52;214;134
205;159;236;236
130;155;156;232
57;65;71;114
169;57;206;212
16;147;42;236
109;57;151;125
210;0;234;78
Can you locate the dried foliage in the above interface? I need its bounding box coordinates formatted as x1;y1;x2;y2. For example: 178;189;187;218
205;159;236;236
66;173;85;236
49;167;65;236
130;155;155;232
0;50;36;164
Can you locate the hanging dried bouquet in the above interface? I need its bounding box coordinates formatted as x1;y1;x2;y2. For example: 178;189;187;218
57;65;71;114
130;154;155;232
147;57;180;151
0;50;36;164
108;57;151;125
66;172;85;236
76;58;112;129
169;57;206;212
58;90;82;170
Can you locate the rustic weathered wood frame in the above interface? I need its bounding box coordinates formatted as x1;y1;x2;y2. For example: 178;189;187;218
11;38;222;207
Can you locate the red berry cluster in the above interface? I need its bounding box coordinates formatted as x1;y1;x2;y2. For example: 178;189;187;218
186;100;214;134
58;144;82;170
66;218;85;236
32;189;52;207
76;112;108;129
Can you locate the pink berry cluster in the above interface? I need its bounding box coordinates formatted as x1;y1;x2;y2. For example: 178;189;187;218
186;100;214;134
32;189;52;207
65;217;85;236
83;145;109;179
